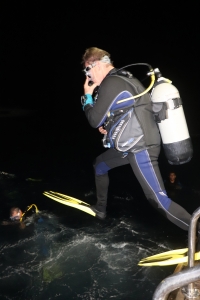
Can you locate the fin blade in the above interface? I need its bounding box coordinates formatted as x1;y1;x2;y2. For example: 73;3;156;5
43;191;96;217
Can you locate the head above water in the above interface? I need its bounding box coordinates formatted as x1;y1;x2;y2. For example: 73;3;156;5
82;47;114;85
10;207;23;221
169;172;177;183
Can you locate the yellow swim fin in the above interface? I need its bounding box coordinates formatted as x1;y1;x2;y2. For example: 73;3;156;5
43;191;96;217
138;248;200;266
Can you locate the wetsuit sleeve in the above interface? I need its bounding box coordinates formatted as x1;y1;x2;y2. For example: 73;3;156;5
84;76;136;128
176;181;182;189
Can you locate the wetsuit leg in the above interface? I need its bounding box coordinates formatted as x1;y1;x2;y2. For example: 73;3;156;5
128;146;193;232
93;149;129;212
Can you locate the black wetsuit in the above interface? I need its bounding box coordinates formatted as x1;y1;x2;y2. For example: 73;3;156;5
165;180;182;192
165;179;182;201
84;68;196;233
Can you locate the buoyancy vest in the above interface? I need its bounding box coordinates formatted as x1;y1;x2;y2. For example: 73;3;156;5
103;73;161;153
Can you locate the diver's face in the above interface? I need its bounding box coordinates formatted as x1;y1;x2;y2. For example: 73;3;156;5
10;210;22;221
84;61;105;85
83;62;96;79
169;173;176;182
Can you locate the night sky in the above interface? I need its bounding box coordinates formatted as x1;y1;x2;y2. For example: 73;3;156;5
1;2;199;168
1;3;199;111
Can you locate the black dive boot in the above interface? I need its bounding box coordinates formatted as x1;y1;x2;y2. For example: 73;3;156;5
91;174;109;220
90;206;106;220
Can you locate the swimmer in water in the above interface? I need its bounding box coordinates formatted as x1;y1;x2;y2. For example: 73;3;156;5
9;207;23;221
1;204;40;227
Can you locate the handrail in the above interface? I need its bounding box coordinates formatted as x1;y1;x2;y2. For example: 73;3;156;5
153;206;200;300
152;264;200;300
188;207;200;292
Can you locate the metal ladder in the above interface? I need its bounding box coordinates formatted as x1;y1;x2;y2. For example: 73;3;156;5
153;207;200;300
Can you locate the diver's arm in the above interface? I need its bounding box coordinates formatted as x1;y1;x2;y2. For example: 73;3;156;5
1;220;12;225
1;220;25;228
84;76;127;128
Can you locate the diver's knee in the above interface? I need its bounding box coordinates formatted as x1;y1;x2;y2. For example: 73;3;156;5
94;161;110;176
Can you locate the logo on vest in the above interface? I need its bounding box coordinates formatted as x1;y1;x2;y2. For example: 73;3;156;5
112;120;125;140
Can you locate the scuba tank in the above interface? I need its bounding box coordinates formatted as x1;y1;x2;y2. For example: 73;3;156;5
151;68;193;165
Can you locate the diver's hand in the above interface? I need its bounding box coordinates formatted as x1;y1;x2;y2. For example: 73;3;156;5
99;126;107;135
84;77;98;95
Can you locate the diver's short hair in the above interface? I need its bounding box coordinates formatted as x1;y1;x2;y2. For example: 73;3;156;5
10;207;20;215
82;47;112;66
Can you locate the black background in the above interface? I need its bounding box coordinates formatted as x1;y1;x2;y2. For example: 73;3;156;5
1;1;200;188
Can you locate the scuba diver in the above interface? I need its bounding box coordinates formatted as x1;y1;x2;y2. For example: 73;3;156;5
1;207;24;226
1;204;41;227
1;205;51;259
81;47;200;235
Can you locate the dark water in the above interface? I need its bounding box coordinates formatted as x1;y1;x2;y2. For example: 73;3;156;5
0;109;200;300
